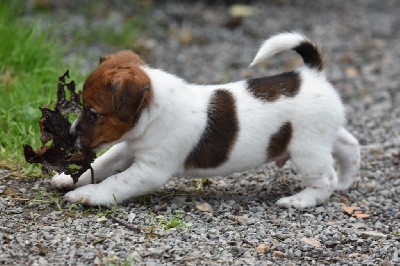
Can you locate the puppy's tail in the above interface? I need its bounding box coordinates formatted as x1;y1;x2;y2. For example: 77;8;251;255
249;32;324;71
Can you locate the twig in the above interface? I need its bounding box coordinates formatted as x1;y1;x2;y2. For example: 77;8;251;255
110;217;141;233
0;171;17;180
89;165;94;184
92;237;108;245
8;197;51;204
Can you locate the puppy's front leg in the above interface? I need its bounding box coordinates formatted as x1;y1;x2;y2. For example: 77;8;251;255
51;142;134;190
64;162;172;206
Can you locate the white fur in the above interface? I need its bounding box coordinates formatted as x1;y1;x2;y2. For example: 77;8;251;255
52;32;360;208
250;32;310;67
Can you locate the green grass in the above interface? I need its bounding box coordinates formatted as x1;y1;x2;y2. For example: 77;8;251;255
0;2;80;175
0;2;150;176
107;255;137;266
158;210;188;230
32;189;126;218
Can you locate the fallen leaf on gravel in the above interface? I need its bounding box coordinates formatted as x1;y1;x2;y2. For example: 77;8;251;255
196;202;213;213
300;237;322;247
255;243;269;254
342;206;370;219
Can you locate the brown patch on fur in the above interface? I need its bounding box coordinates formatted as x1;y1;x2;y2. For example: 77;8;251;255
76;50;152;149
247;72;301;101
275;153;290;168
267;122;293;161
185;90;239;169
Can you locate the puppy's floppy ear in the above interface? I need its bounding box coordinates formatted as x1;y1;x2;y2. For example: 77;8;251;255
111;80;150;122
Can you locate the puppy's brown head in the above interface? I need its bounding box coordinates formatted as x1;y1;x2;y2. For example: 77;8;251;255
72;50;152;149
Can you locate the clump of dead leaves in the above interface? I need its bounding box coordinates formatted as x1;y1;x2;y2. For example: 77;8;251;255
23;70;95;184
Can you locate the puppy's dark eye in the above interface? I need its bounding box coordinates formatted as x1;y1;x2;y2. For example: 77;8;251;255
88;108;100;123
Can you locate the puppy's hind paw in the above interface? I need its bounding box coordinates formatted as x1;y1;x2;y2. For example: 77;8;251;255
276;187;332;209
51;173;75;191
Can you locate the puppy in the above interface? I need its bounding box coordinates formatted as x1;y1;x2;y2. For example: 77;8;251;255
52;32;360;208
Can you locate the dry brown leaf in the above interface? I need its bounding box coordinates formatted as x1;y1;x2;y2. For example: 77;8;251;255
342;206;370;219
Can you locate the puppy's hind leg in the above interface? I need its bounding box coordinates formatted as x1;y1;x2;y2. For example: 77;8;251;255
276;146;338;208
332;127;360;190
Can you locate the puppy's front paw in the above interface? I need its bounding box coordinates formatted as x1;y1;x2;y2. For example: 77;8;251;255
276;195;316;209
64;185;115;206
65;185;95;206
51;173;75;190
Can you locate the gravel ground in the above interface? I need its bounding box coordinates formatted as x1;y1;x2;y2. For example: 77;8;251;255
1;0;400;265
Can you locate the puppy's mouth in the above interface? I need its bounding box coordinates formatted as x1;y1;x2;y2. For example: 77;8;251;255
78;138;110;154
92;142;110;153
73;136;97;152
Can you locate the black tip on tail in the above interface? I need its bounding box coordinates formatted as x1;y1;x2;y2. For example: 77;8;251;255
293;41;324;71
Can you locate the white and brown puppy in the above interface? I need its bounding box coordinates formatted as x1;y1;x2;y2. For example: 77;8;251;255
52;32;360;208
